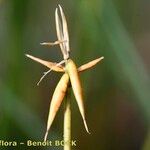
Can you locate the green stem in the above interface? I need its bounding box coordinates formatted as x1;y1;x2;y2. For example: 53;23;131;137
64;87;71;150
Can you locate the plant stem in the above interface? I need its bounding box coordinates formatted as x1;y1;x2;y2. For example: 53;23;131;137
64;87;71;150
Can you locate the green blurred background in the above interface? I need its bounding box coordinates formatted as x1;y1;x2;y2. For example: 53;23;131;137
0;0;150;150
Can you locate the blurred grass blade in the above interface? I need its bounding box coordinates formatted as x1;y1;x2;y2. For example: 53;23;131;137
100;0;150;119
0;81;59;139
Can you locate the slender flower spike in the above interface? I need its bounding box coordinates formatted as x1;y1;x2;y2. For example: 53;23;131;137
26;5;104;141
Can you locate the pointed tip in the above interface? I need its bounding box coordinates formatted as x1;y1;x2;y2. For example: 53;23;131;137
40;42;45;45
58;4;64;17
58;4;62;9
25;54;32;58
97;56;104;61
25;54;29;57
91;56;104;65
94;56;104;64
101;56;104;60
83;119;91;134
40;42;51;46
55;7;58;14
44;131;48;142
25;54;34;60
58;5;64;19
55;7;59;24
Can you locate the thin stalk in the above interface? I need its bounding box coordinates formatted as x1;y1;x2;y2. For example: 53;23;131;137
64;86;71;150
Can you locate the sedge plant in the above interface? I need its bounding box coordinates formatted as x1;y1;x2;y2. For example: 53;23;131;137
26;5;104;150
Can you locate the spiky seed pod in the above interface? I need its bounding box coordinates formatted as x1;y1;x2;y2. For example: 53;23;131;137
78;57;104;72
44;73;69;141
66;59;90;134
26;54;64;72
